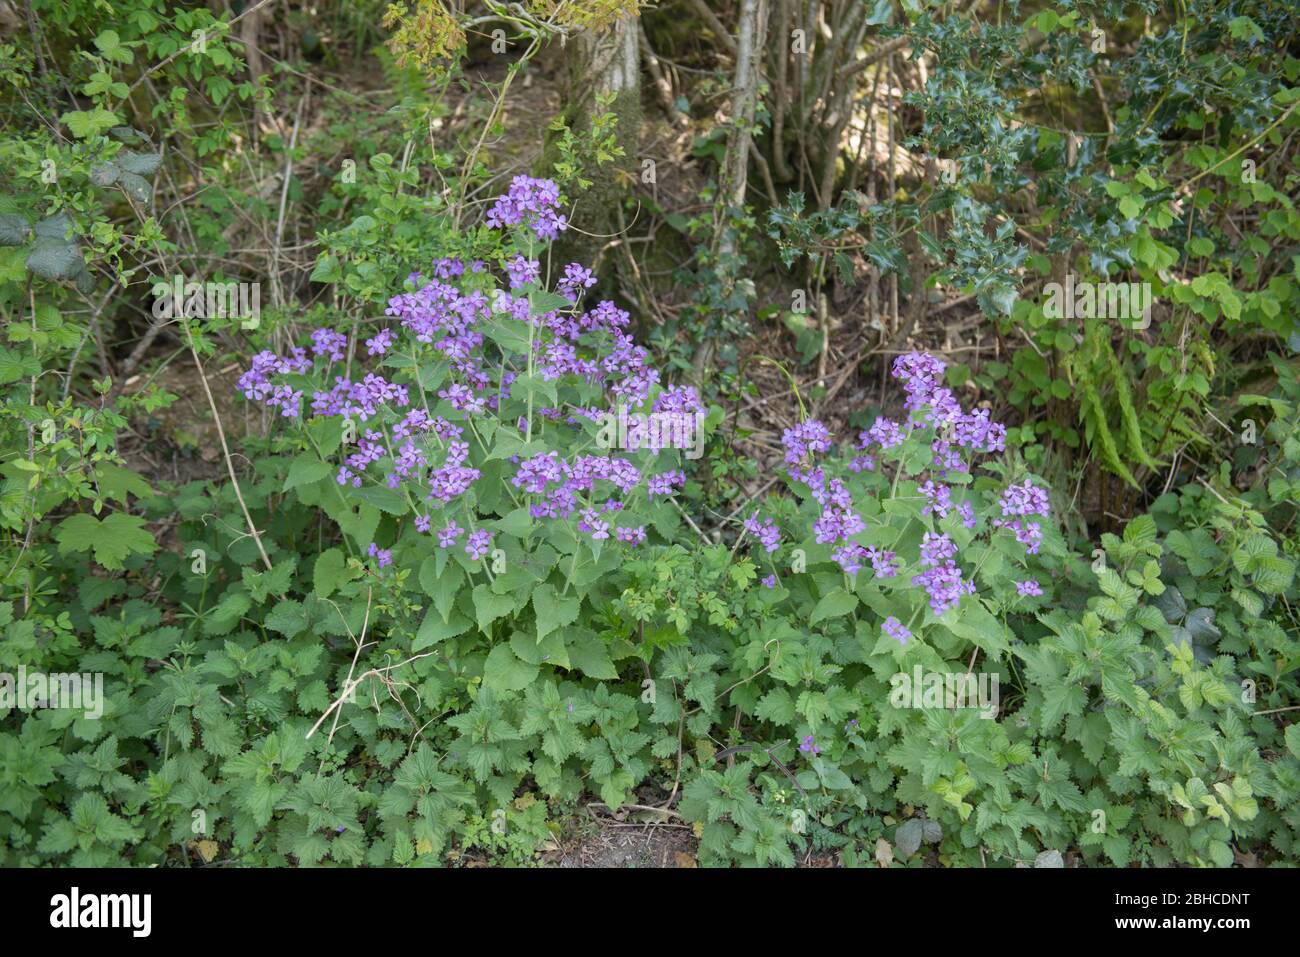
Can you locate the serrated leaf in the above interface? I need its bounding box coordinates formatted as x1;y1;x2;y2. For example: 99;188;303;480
483;643;538;693
0;214;31;245
26;239;84;280
115;151;162;176
809;588;857;625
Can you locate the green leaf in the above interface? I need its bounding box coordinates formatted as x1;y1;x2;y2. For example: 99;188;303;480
471;584;515;633
54;513;156;570
313;548;347;598
115;151;162;176
264;600;308;637
284;455;332;492
26;240;84;280
810;588;857;625
567;637;618;680
61;108;120;139
533;584;578;642
0;214;31;246
483;644;538;693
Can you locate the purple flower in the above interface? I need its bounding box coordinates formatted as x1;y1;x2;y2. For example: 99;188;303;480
1016;579;1044;597
957;500;977;529
615;525;647;546
415;514;431;534
799;735;820;755
999;480;1050;517
919;531;957;568
652;384;704;415
438;522;464;549
882;616;912;646
557;262;596;301
367;542;392;569
365;328;394;355
742;512;781;553
578;507;611;541
862;416;905;450
466;529;493;561
484;175;567;240
911;560;976;615
832;542;869;575
311;328;348;363
647;470;685;497
762;574;777;589
920;481;952;518
866;547;900;579
782;419;833;471
505;255;541;290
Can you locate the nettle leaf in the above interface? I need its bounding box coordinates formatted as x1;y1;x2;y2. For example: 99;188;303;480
264;600;308;637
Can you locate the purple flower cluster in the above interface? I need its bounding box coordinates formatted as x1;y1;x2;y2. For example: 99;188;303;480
484;174;567;240
857;352;1006;477
465;529;493;561
993;480;1051;555
510;451;648;544
867;547;900;579
428;441;480;504
647;470;685;498
782;419;833;478
911;561;976;616
882;616;912;646
743;513;781;552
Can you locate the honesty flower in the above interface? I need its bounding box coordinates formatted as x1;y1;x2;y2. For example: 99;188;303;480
366;542;392;569
465;529;493;561
882;616;912;646
743;512;781;552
